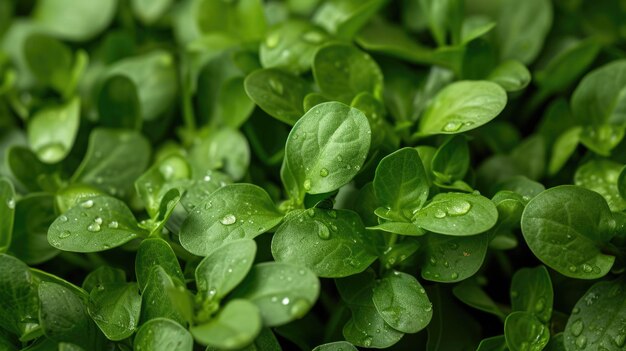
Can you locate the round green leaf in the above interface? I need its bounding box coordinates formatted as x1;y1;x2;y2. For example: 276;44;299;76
82;266;126;293
418;81;507;135
510;266;553;323
140;266;186;326
34;0;117;41
134;318;193;351
421;233;489;282
313;341;358;351
575;159;626;212
504;311;550;351
11;194;59;265
180;184;282;256
0;179;15;253
135;238;184;292
272;208;377;278
521;185;616;279
190;299;261;349
27;97;80;164
487;60;531;92
0;254;39;338
88;282;141;341
571;60;626;125
97;75;141;130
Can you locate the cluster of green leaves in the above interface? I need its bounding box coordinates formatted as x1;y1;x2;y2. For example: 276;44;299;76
2;0;626;350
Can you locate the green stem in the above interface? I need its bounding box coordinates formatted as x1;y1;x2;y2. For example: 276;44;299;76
387;233;398;248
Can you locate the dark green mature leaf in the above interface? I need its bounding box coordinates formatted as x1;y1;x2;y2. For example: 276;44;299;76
231;262;319;327
453;280;505;319
48;195;145;252
564;279;626;350
188;128;250;181
140;266;186;326
421;233;489;282
180;184;282;256
34;0;117;41
71;128;151;199
574;159;626;212
504;311;549;351
476;335;507;351
82;266;126;293
191;299;262;349
11;194;59;265
244;68;311;125
23;34;75;95
27;97;80;164
97;75;141;130
134;318;193;351
272;208;377;277
372;271;432;333
0;179;15;253
431;136;470;185
88;282;141;341
521;186;616;279
7;146;58;192
510;266;553;323
426;285;481;350
373;148;429;221
0;254;39;338
282;102;371;202
195;239;256;301
417;81;507;135
313;44;383;103
313;341;358;351
413;192;498;236
497;0;553;64
619;166;626;200
135;238;184;292
571;60;626;125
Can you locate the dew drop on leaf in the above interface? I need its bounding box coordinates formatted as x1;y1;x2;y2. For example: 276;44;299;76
582;263;593;273
265;33;280;48
319;168;329;177
59;231;71;239
269;78;284;95
301;30;324;44
575;335;587;348
220;214;236;225
571;319;584;336
317;223;331;240
281;297;290;305
442;121;462;132
303;179;312;191
447;200;471;216
434;209;446;218
289;299;309;318
87;223;101;232
59;215;68;222
81;200;94;208
6;198;15;209
108;221;118;229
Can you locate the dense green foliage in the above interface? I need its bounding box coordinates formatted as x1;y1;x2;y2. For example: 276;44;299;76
1;0;626;350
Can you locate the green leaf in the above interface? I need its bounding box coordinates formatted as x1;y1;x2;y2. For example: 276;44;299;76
71;128;151;199
574;159;626;212
548;127;581;175
571;60;626;125
272;208;377;277
510;266;553;323
282;101;371;201
417;81;507;135
260;20;329;74
7;146;58;192
180;184;282;256
214;76;255;129
421;233;489;282
452;280;505;319
372;271;432;333
488;60;531;92
34;0;117;41
504;311;550;351
47;195;145;253
195;239;256;301
413;192;498;236
188;128;250;181
196;0;267;42
11;194;59;265
373;148;429;221
0;254;40;338
191;299;262;349
179;171;232;211
313;341;358;351
313;44;383;103
619;166;626;201
368;221;425;236
231;262;319;327
134;318;193;351
426;285;481;350
23;34;75;95
97;75;141;130
38;282;103;350
88;282;141;341
563;278;626;350
27;97;80;164
476;335;507;351
82;266;126;293
313;0;386;39
579;124;625;156
521;185;616;279
244;68;310;125
0;178;15;253
431;136;470;185
140;266;186;326
131;0;173;25
135;238;184;292
420;0;464;46
496;0;553;64
106;50;177;122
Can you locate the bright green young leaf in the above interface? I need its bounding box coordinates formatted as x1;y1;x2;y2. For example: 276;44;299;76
504;311;550;351
510;266;553;323
272;208;377;277
231;262;319;327
0;179;15;253
135;238;184;292
244;68;311;125
47;195;146;253
368;221;425;236
214;76;255;129
195;239;256;301
373;148;429;221
579;124;625;156
0;254;40;338
196;0;267;41
179;184;282;256
488;60;531;92
563;279;626;350
190;299;261;349
88;282;141;341
27;97;80;164
417;81;507;135
419;0;464;46
431;136;470;185
421;233;489;282
313;44;383;103
135;154;191;218
548;127;582;175
476;335;507;351
71;128;151;199
188;128;250;181
134;318;193;351
574;159;626;212
372;271;432;333
131;0;173;25
282;101;371;201
34;0;117;41
521;186;616;279
413;192;498;236
497;0;553;64
313;0;386;39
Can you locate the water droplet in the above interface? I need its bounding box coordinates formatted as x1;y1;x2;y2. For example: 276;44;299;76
220;214;236;225
81;200;94;208
447;201;471;216
569;265;578;273
424;304;432;312
265;33;280;48
303;179;312;191
94;217;103;225
306;209;315;217
581;263;593;273
59;215;68;222
571;319;584;336
434;209;446;218
302;30;324;44
336;155;343;162
269;78;284;95
281;297;290;305
534;298;545;312
575;335;587;348
451;272;459;279
319;168;329;177
572;307;580;314
429;257;437;265
442;121;462;132
289;299;309;318
59;231;71;239
362;336;373;347
87;223;101;232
